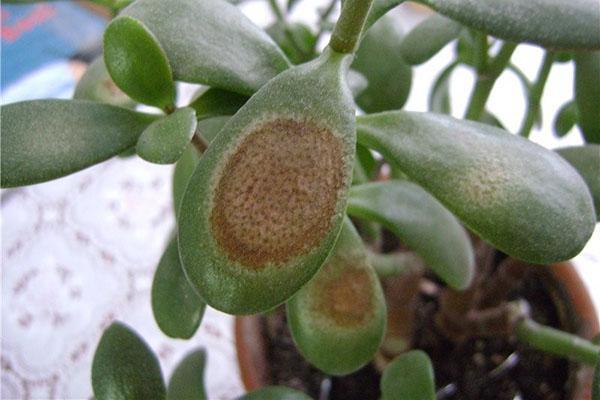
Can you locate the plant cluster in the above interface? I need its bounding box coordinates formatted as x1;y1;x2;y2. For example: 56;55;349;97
2;0;600;398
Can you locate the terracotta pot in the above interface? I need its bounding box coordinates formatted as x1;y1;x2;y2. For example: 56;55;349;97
235;260;599;399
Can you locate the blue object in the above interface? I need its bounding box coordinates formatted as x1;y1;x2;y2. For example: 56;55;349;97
1;2;107;90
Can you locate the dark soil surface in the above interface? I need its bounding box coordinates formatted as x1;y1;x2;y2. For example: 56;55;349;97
259;253;574;400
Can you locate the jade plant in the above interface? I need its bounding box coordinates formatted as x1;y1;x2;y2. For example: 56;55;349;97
2;0;600;398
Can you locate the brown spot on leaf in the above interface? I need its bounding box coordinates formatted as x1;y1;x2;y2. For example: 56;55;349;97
314;266;374;327
211;117;345;269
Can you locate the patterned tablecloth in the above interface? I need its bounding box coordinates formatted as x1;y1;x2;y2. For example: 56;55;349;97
1;157;246;399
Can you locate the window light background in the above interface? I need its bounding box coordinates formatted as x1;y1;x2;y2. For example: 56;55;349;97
1;1;598;399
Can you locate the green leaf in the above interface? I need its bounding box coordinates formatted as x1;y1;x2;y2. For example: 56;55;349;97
152;236;206;339
178;49;356;314
553;101;579;138
575;51;600;143
103;16;175;109
365;0;405;32
239;386;312;400
92;322;166;400
172;117;230;216
287;218;386;375
167;349;207;400
381;350;436;400
356;111;596;264
356;143;377;179
417;0;600;50
74;57;136;108
594;354;600;400
348;181;474;290
189;88;249;121
173;146;201;217
428;61;457;114
556;145;600;221
123;0;290;95
136;107;197;165
480;109;505;129
399;14;462;65
352;16;412;113
1;100;156;188
267;22;316;65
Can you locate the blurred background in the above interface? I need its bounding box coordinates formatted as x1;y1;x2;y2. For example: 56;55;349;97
1;1;598;399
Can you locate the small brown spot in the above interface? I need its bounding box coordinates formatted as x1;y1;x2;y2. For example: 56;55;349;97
211;117;345;269
314;266;374;327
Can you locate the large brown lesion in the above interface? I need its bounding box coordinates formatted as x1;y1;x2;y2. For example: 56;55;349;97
312;265;374;327
210;117;345;269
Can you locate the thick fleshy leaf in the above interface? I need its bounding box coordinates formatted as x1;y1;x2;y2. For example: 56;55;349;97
381;351;436;400
123;0;290;95
365;0;405;31
399;14;462;65
172;117;230;216
152;236;206;339
239;386;312;400
556;145;600;221
553;101;578;138
167;349;207;400
1;100;156;188
418;0;600;50
575;51;600;143
173;146;201;217
267;22;317;65
356;111;596;264
73;57;135;108
104;16;175;109
287;219;386;375
352;15;412;113
348;181;474;290
189;88;248;121
136;107;197;164
429;61;457;114
179;49;356;314
92;322;166;400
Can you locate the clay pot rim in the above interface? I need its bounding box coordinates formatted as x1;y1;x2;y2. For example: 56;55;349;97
234;260;599;396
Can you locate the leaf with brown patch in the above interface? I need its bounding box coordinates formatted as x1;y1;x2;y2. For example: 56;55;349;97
286;218;386;375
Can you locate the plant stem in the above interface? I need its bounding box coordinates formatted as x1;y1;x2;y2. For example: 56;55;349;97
517;52;556;137
329;0;374;54
367;250;422;279
516;318;600;365
268;0;285;23
191;128;208;154
474;32;489;73
465;42;517;121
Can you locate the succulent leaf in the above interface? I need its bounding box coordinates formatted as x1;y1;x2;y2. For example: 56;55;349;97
136;107;197;165
167;349;207;400
1;100;156;188
178;49;356;314
92;322;166;400
348;181;474;290
103;16;175;109
352;15;412;113
418;0;600;50
381;350;436;400
575;51;600;143
286;218;386;375
152;235;206;339
123;0;290;94
356;111;596;264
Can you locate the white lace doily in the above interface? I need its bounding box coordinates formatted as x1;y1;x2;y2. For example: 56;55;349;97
1;158;245;399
